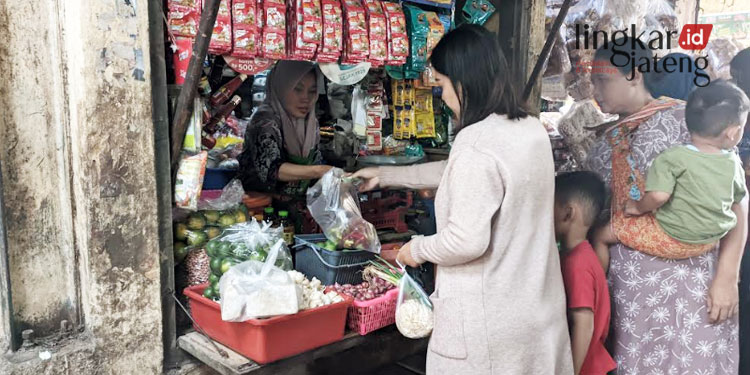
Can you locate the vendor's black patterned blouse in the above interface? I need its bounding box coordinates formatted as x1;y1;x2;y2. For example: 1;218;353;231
237;108;322;197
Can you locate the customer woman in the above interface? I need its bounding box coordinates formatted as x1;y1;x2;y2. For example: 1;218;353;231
586;38;745;374
238;61;333;226
353;25;573;374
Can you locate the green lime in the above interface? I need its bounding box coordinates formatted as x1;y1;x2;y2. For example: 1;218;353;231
220;259;235;274
208;274;220;285
175;223;189;241
210;257;223;275
205;226;222;239
249;249;267;262
205;240;220;257
203;287;215;299
173;242;189;263
218;242;233;257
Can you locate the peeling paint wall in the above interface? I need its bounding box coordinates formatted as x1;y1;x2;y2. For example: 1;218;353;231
0;0;164;373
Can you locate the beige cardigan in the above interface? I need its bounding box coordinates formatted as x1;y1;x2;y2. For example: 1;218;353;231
380;114;573;375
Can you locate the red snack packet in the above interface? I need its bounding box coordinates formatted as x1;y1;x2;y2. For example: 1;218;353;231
168;4;200;38
342;0;368;64
318;0;343;62
301;0;323;45
363;0;386;66
231;0;259;58
261;0;286;59
263;31;286;59
383;2;408;65
208;0;233;55
232;0;256;27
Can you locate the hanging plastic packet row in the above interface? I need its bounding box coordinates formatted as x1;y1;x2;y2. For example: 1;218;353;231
306;168;381;253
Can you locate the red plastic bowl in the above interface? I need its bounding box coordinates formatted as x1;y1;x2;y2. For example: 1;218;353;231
184;284;351;364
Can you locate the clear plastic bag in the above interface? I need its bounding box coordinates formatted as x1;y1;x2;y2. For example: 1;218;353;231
306;168;381;253
218;239;299;321
211;219;294;271
175;151;208;211
641;0;679;54
557;100;607;166
395;265;433;339
198;179;245;211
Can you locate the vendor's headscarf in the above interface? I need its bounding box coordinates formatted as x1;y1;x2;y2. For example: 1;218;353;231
645;53;708;101
264;60;320;158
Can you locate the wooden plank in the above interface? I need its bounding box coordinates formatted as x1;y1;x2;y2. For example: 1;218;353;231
178;327;428;375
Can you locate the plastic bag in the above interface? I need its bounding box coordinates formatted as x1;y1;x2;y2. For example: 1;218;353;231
219;239;299;321
704;38;744;80
395;265;433;339
207;219;293;272
557;100;606;166
306;168;381;253
198;179;245;211
175;151;208;211
641;0;679;55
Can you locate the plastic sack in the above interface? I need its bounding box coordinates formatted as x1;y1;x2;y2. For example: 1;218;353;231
395;265;433;339
306;168;381;253
175;151;208;211
557;100;607;166
206;219;293;272
219;239;299;321
198;179;245;211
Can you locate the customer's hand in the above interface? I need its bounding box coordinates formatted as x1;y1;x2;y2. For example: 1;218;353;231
350;167;380;192
707;276;739;324
396;241;421;268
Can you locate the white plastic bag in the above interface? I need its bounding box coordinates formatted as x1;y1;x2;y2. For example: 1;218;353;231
218;239;299;321
306;168;381;253
395;264;433;339
218;219;294;271
198;178;245;211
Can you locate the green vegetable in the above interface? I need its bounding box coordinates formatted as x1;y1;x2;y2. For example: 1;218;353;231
203;287;215;299
324;240;338;251
186;230;208;247
205;226;222;239
205;240;221;257
235;210;247;223
174;223;189;241
218;214;236;228
173;242;189;263
208;274;220;285
218;242;234;258
210;257;223;275
203;210;220;223
187;213;207;231
249;249;267;262
220;258;235;274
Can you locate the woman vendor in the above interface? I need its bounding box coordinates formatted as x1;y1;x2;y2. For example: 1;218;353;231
238;60;333;229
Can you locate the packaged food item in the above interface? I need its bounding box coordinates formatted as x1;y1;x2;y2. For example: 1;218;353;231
366;114;382;130
363;0;387;67
231;0;260;58
262;0;287;59
383;2;408;66
367;130;383;151
170;0;200;7
208;0;233;55
342;0;369;64
210;74;248;106
424;12;445;58
168;4;201;38
542;8;571;78
318;0;343;62
173;37;194;85
301;0;323;45
461;0;495;26
556;100;606;166
395;267;433;339
175;151;208;211
403;5;429;73
288;0;318;61
307;168;381;253
184;97;204;152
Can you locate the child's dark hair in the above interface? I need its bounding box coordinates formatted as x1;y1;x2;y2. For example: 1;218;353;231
555;171;606;227
686;80;750;137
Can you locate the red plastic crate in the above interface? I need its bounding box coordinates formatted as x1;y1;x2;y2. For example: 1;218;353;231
361;191;412;233
183;284;351;364
347;288;399;335
380;242;404;266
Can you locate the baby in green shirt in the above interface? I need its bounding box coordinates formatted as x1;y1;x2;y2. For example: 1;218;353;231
594;80;750;269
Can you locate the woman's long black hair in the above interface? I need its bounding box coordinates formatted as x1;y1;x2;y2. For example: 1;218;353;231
430;24;529;132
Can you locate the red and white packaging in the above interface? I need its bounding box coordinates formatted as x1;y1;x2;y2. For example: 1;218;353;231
318;0;343;62
231;0;259;58
262;0;287;59
168;4;201;38
301;0;323;45
367;130;382;151
208;0;233;55
287;0;318;60
382;2;408;65
342;0;369;64
362;0;386;67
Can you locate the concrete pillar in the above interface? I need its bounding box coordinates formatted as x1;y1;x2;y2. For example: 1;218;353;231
0;0;164;373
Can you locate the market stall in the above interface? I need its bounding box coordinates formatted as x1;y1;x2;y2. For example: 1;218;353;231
165;0;495;371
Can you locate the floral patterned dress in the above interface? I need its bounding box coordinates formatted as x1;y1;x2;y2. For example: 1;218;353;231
586;102;740;375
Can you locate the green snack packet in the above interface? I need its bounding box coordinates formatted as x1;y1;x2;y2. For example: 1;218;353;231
462;0;495;26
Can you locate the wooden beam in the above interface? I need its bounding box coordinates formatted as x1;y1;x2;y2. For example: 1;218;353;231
170;0;222;169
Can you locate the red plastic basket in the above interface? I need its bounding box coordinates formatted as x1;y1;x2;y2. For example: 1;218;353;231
184;284;351;364
361;191;413;233
346;288;399;335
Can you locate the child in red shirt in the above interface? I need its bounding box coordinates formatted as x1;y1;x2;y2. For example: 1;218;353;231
554;171;616;375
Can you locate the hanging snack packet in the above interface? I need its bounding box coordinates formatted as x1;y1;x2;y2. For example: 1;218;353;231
289;0;318;60
231;0;260;58
383;2;408;66
404;5;429;73
395;265;433;339
175;151;208;211
462;0;495;26
424;12;445;58
363;0;387;67
318;0;343;62
208;0;233;55
342;0;369;64
168;4;201;38
262;0;287;59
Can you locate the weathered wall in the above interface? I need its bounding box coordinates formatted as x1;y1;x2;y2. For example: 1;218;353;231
0;0;164;373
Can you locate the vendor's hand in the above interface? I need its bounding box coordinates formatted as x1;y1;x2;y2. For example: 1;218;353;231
707;276;739;324
624;200;640;217
350;167;380;192
315;165;334;178
396;241;421;268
